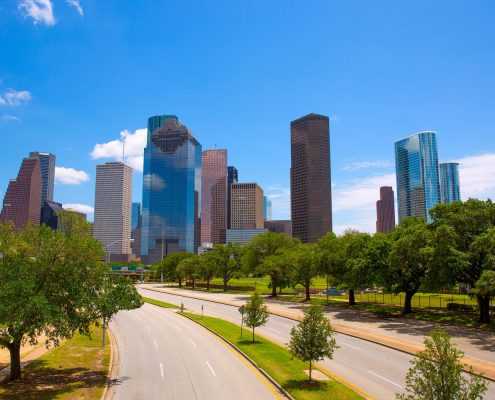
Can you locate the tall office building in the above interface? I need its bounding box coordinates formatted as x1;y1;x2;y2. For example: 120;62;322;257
201;149;228;246
231;183;264;229
376;186;395;233
131;202;142;259
131;202;141;231
290;113;332;242
141;115;201;264
227;166;238;229
29;152;55;204
94;162;132;262
395;131;441;223
265;220;292;236
263;196;272;221
0;156;41;229
440;162;461;204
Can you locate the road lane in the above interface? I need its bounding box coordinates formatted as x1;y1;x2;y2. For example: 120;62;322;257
139;287;494;400
108;303;278;400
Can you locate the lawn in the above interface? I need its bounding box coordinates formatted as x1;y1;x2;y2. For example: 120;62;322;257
0;325;110;400
182;312;364;400
142;296;179;308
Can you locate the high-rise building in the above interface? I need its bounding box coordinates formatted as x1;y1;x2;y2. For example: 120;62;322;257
131;202;142;259
263;196;272;221
0;156;41;229
141;115;202;263
227;166;238;229
290;113;332;242
131;202;141;231
29;152;55;204
41;201;87;232
231;183;264;229
440;162;461;204
201;149;228;246
94;162;132;262
226;228;267;245
265;220;292;236
376;186;396;233
395;131;441;223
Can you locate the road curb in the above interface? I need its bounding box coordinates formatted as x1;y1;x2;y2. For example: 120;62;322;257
101;327;117;400
178;311;296;400
141;286;495;382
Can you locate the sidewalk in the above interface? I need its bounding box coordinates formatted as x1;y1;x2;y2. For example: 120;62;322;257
142;284;495;381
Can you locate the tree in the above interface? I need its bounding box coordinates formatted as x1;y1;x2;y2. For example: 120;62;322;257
386;219;432;314
472;270;495;324
243;292;269;343
397;329;487;400
289;305;337;381
210;243;243;291
243;232;297;297
198;252;217;291
177;255;200;289
318;233;345;303
287;244;319;301
155;252;192;287
0;222;142;381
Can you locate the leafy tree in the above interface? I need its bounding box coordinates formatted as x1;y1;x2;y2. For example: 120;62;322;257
0;222;141;381
287;244;319;301
243;292;269;343
397;329;487;400
386;218;432;314
472;269;495;324
318;233;345;303
289;305;337;381
210;243;243;291
243;232;297;297
155;252;192;287
177;255;201;289
198;252;218;291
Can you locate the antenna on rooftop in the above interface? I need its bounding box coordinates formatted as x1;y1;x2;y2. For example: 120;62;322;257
122;139;126;164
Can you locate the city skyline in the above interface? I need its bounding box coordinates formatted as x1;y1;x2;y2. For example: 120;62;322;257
2;1;495;234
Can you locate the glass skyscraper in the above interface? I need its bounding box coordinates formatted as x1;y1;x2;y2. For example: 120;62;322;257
29;152;55;205
141;115;201;264
131;202;141;231
439;162;461;204
395;131;441;223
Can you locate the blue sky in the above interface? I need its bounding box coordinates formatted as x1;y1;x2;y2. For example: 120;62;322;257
1;0;495;232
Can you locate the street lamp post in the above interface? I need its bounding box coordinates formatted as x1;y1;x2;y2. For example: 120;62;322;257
105;238;134;264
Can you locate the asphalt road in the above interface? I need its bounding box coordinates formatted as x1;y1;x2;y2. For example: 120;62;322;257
108;303;278;400
138;287;495;400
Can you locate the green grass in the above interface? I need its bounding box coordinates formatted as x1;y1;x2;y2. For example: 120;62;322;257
0;325;110;400
142;296;179;308
182;312;363;400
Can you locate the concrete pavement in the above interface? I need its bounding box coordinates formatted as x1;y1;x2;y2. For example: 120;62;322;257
138;285;495;400
107;303;279;400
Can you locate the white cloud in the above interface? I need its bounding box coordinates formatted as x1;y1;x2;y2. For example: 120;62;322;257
455;153;495;200
66;0;83;16
55;166;90;185
265;185;291;220
1;115;21;122
18;0;55;26
0;89;32;106
143;173;166;191
342;160;392;171
63;203;94;215
91;128;146;172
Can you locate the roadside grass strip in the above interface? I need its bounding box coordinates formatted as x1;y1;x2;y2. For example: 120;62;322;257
0;325;110;400
143;296;179;309
182;312;363;400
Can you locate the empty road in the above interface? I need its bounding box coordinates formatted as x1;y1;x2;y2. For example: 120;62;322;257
108;303;279;400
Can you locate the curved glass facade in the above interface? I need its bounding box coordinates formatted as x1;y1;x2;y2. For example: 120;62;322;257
440;162;461;203
141;115;201;264
395;131;440;223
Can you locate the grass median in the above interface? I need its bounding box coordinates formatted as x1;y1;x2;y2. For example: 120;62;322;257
0;325;110;400
182;312;364;400
142;296;179;309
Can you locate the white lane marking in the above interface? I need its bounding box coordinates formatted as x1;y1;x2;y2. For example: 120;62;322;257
189;339;197;348
159;363;165;379
367;370;403;389
206;361;216;377
340;341;362;351
153;339;159;350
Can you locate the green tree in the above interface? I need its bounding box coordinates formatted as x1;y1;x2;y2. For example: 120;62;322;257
318;233;345;303
210;243;243;291
397;329;487;400
155;252;192;287
177;255;201;289
243;232;297;297
243;292;269;343
472;270;495;324
198;252;218;291
287;243;319;301
289;305;337;381
0;222;141;381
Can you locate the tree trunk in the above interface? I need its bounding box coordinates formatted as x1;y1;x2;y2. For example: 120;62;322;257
271;277;277;297
348;289;355;306
478;295;491;324
252;327;255;343
326;275;329;305
206;277;210;291
223;276;228;292
308;360;312;381
178;278;182;288
192;278;195;289
102;317;107;348
403;291;414;314
8;338;22;381
305;282;311;302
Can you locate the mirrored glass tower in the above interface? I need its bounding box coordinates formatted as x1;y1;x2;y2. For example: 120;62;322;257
439;162;461;204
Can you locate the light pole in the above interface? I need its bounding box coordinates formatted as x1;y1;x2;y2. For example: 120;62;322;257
105;238;134;264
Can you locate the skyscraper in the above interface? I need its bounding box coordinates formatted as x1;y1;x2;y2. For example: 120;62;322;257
131;202;142;259
395;131;441;223
131;202;141;231
231;183;264;229
263;196;272;221
94;162;132;262
439;162;461;204
290;113;332;242
201;149;227;246
29;152;55;204
0;156;41;229
227;166;238;229
141;115;201;263
376;186;396;233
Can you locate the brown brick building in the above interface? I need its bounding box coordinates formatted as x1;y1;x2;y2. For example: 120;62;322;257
290;113;332;242
376;186;396;233
231;183;264;229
